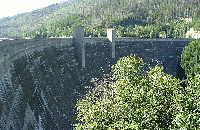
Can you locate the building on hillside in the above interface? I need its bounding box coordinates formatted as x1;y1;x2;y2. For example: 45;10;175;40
180;17;192;23
184;18;192;23
159;31;166;38
185;28;200;38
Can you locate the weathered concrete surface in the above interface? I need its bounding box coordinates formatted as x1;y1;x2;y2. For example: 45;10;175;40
115;38;195;76
0;38;116;129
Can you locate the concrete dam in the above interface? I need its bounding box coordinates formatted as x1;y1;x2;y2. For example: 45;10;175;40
0;27;195;129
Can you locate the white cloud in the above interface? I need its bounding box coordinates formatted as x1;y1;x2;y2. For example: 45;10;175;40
0;0;65;18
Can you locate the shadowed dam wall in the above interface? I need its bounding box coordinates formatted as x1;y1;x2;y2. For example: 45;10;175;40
0;27;196;129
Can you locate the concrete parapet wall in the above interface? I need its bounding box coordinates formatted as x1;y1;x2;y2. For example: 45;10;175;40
84;37;107;43
0;38;73;67
115;37;196;42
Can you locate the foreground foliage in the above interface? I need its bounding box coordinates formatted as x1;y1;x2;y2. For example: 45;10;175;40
180;39;200;78
73;54;200;129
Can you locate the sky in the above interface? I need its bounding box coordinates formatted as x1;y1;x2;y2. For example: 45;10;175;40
0;0;65;18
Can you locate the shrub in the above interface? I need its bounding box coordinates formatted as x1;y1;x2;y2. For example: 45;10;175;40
180;39;200;78
172;74;200;129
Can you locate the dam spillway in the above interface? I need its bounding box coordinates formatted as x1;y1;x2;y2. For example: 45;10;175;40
0;27;196;129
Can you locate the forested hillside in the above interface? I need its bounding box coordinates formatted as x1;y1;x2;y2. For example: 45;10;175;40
1;0;200;38
0;0;81;37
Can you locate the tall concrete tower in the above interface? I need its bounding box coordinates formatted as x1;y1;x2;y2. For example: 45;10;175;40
73;26;85;68
107;29;116;58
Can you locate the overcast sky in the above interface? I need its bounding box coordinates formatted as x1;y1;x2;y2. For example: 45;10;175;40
0;0;66;18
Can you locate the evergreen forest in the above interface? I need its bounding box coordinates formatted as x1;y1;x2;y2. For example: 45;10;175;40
1;0;200;38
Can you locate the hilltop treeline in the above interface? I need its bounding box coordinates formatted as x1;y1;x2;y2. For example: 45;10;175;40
1;0;200;38
22;17;197;38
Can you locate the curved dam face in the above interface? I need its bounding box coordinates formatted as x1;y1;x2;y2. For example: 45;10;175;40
1;44;80;129
0;38;114;129
0;28;196;129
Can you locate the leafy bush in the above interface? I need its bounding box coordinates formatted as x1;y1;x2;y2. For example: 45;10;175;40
180;39;200;78
73;54;200;129
172;74;200;129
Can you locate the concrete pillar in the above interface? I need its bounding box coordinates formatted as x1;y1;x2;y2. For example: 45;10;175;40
107;29;115;58
73;26;85;68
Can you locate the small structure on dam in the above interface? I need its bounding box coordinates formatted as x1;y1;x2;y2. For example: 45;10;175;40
0;27;196;129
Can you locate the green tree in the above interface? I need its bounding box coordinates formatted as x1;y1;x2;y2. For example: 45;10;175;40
180;39;200;78
73;54;194;129
172;74;200;129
